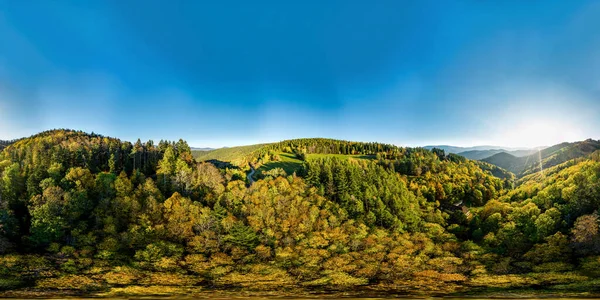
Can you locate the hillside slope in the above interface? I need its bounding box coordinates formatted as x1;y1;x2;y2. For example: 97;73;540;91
458;149;538;160
482;139;600;176
521;139;600;176
425;145;533;154
192;143;269;165
482;152;527;174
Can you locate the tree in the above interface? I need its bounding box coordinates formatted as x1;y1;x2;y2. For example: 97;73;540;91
195;163;225;200
225;222;259;251
163;192;202;243
1;163;23;206
535;207;561;241
571;213;600;255
157;146;176;194
109;153;117;174
174;158;193;195
28;186;68;246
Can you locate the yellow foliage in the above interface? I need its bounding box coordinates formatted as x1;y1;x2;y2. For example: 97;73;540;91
101;266;141;285
323;254;356;273
528;272;588;285
209;252;234;267
36;275;102;290
140;272;199;286
209;266;232;278
469;274;533;288
101;285;197;296
217;264;295;287
304;271;368;286
255;245;272;260
0;255;19;269
184;254;209;274
153;257;181;272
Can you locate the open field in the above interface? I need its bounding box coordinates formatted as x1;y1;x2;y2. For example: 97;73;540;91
307;153;376;160
256;152;304;176
256;152;376;177
192;144;269;165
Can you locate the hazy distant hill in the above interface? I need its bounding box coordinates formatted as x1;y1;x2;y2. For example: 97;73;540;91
481;152;527;174
190;147;216;151
473;160;515;181
424;145;540;161
0;140;15;151
455;149;504;160
424;145;502;153
520;139;600;176
424;144;534;154
457;149;538;160
482;139;600;176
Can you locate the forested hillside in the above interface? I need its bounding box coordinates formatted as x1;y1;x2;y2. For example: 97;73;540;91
481;152;525;174
482;139;600;177
2;130;600;296
457;149;537;160
192;144;268;165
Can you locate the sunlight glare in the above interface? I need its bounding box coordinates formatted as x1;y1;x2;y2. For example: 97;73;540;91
498;118;579;148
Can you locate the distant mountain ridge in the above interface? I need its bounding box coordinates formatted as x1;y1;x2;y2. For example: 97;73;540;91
0;139;16;151
190;147;216;151
457;149;539;160
482;139;600;176
424;145;541;160
424;144;537;153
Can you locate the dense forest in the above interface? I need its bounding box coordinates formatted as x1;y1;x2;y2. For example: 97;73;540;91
1;130;600;296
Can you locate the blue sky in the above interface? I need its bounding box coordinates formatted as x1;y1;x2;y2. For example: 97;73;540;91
1;0;599;147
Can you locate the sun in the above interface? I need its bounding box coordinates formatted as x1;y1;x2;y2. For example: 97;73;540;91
498;118;580;148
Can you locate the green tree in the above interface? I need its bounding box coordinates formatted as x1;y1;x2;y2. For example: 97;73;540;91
157;146;176;194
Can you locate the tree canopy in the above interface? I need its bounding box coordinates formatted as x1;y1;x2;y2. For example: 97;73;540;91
1;130;600;295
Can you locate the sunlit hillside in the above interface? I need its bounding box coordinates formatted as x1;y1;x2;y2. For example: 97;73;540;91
482;139;600;176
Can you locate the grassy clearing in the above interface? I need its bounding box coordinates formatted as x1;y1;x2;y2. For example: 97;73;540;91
307;153;376;161
192;144;269;165
256;153;304;176
256;153;376;177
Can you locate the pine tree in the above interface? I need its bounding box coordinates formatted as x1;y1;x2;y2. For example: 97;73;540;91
109;153;117;174
157;146;176;194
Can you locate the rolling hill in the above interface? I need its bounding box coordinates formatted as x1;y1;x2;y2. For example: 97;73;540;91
425;145;541;160
191;147;215;151
424;144;534;154
481;151;527;174
192;143;269;165
255;152;376;178
457;149;538;160
482;139;600;176
192;138;399;167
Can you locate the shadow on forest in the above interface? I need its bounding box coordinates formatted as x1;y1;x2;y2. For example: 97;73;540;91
257;160;304;175
205;159;240;170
